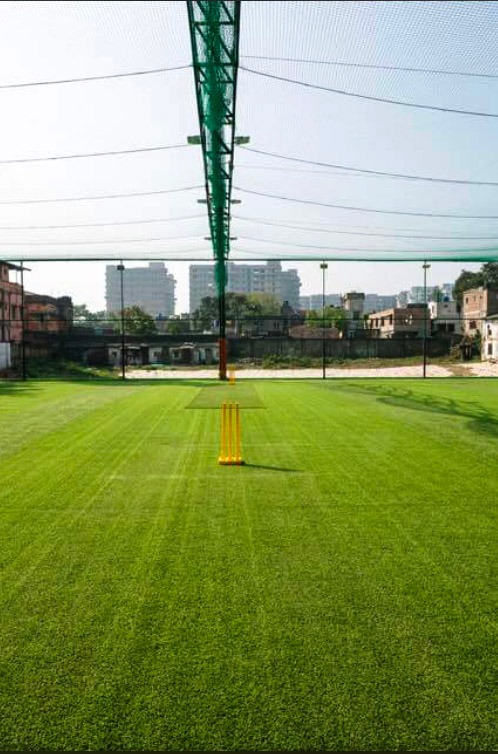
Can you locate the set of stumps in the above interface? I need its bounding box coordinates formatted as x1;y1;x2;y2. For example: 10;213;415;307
218;368;245;466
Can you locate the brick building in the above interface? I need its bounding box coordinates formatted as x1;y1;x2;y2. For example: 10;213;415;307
367;304;428;338
25;293;73;333
0;262;23;343
461;287;498;337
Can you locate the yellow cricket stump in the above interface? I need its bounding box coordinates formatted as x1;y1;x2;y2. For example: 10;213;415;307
218;401;244;465
228;366;236;385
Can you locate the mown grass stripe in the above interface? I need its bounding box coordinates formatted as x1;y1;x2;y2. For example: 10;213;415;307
0;379;496;750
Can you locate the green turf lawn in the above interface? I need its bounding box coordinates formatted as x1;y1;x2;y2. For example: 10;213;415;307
0;377;497;751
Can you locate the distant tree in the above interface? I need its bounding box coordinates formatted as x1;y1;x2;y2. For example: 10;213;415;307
73;304;109;326
247;292;280;315
73;304;107;321
192;295;219;331
481;262;498;288
112;306;157;336
73;303;91;320
453;262;498;306
305;306;347;333
192;293;264;331
165;319;191;335
453;269;483;306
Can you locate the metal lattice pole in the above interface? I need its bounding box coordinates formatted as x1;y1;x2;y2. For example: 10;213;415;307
187;0;241;380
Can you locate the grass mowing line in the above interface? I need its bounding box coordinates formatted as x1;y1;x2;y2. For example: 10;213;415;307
249;382;496;748
0;385;205;748
0;382;140;460
1;380;498;749
56;432;201;749
0;389;186;609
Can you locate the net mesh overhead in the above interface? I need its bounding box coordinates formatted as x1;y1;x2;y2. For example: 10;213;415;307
0;1;496;263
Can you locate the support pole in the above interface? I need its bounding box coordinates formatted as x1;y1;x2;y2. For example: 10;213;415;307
118;262;126;381
320;262;328;380
187;1;241;380
423;262;430;379
219;285;227;380
20;262;26;381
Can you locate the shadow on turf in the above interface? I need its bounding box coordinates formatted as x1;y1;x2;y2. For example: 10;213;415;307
242;462;299;472
0;380;39;397
331;383;498;440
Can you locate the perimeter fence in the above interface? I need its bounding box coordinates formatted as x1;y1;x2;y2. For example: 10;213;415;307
0;311;485;379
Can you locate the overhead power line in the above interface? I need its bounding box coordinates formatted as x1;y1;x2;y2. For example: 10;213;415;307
240;66;498;118
0;234;207;247
235;186;498;219
234;215;498;241
0;64;191;90
241;55;498;80
236;234;498;254
239;146;498;187
0;185;202;206
0;215;206;230
0;143;189;165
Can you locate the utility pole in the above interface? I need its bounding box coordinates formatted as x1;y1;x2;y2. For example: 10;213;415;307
320;262;328;379
118;262;126;381
20;261;26;381
423;262;431;378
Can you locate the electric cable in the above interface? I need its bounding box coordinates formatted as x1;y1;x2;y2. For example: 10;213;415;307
0;215;206;230
0;64;191;90
240;66;498;118
234;215;498;241
0;143;189;165
238;146;498;187
235;186;498;220
0;185;202;206
241;55;498;80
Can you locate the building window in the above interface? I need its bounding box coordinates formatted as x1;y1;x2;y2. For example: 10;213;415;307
488;344;493;356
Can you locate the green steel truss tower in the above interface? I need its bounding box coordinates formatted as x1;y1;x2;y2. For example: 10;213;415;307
187;0;241;380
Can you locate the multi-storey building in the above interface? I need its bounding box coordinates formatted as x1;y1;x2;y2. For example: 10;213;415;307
367;304;428;338
440;283;454;300
342;292;365;336
25;294;73;333
300;292;396;314
364;294;397;313
298;294;342;310
281;269;301;309
189;261;301;312
106;262;176;317
462;287;498;337
407;286;439;304
428;300;462;335
398;284;454;308
0;262;22;343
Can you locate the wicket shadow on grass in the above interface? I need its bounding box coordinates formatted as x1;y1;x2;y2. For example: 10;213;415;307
241;462;299;472
330;382;498;440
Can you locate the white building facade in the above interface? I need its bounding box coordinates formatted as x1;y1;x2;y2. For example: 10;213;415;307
428;300;462;335
106;262;176;317
189;261;301;312
482;315;498;360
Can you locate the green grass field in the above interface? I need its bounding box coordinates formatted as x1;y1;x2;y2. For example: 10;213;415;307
0;377;497;751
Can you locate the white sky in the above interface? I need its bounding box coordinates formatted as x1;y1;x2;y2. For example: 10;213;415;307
0;1;496;311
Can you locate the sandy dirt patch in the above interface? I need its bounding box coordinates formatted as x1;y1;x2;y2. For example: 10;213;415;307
126;364;456;379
